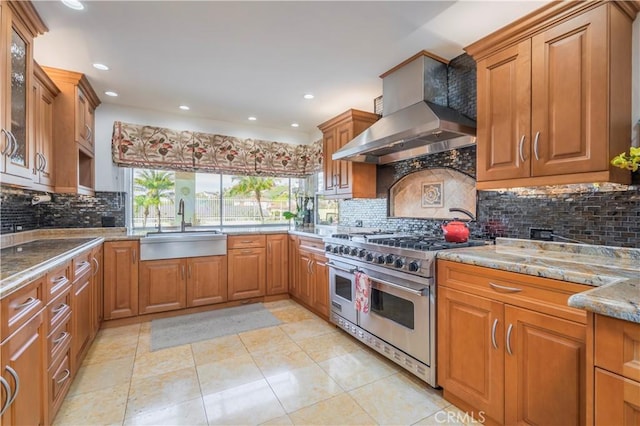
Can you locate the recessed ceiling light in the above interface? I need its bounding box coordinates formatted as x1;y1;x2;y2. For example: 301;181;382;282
61;0;84;10
303;94;314;100
291;123;299;128
93;63;109;71
104;91;118;97
179;105;190;111
248;116;257;121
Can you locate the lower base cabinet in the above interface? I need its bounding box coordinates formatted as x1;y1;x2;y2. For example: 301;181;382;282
103;240;139;320
437;260;587;426
227;236;266;301
290;236;329;318
187;255;227;307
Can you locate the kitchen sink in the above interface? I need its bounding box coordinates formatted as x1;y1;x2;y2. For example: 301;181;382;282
140;231;227;260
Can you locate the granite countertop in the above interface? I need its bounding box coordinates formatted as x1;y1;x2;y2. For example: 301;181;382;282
1;237;104;298
437;238;640;323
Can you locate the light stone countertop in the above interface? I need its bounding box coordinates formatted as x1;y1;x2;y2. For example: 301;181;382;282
437;238;640;323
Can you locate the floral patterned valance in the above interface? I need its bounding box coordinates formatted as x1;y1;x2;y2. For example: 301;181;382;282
111;121;323;178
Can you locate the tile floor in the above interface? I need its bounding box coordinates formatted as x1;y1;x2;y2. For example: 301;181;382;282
54;299;477;426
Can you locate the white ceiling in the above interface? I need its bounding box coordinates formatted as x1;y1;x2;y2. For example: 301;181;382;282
32;1;548;138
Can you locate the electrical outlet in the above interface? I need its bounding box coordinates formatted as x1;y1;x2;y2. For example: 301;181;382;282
530;227;553;241
355;220;363;227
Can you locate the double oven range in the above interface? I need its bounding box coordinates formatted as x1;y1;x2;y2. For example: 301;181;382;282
324;232;485;387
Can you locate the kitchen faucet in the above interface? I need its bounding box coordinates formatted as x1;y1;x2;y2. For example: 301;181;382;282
177;198;192;232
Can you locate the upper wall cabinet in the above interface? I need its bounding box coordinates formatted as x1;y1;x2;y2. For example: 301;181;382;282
318;109;379;199
0;0;47;186
42;67;101;195
31;62;59;191
466;1;639;189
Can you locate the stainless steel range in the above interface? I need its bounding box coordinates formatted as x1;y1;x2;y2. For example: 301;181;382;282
324;232;486;387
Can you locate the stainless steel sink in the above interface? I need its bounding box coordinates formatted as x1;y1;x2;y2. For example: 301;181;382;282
140;231;227;260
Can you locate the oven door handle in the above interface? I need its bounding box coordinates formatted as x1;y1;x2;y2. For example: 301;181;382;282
327;261;357;274
371;278;426;297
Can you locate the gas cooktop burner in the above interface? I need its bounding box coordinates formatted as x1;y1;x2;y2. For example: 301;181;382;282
366;237;486;251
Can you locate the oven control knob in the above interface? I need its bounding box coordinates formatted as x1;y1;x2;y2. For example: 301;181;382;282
394;258;405;268
385;254;395;264
333;246;340;254
408;261;420;272
349;247;358;256
358;249;366;258
376;255;385;264
365;253;374;262
325;245;332;252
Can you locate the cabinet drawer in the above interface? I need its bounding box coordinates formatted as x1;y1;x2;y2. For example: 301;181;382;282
594;367;640;425
47;312;71;366
48;350;72;420
46;286;72;334
72;250;93;281
299;236;324;252
595;315;640;382
1;277;45;341
437;260;590;323
46;262;71;303
227;235;266;249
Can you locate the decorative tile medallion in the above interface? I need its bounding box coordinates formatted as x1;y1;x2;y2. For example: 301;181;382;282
421;182;443;208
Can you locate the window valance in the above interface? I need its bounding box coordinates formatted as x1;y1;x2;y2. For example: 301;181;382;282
111;121;323;178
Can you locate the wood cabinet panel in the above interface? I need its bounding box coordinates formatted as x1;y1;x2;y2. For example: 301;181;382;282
103;241;139;320
186;256;227;307
71;270;92;373
1;276;44;339
91;245;103;338
47;350;72;423
288;235;299;298
266;234;288;295
595;315;640;382
139;258;186;314
310;252;329;318
504;305;585;426
595;367;640;426
227;248;266;300
227;235;266;249
0;310;45;426
46;311;71;367
45;262;70;304
438;287;504;425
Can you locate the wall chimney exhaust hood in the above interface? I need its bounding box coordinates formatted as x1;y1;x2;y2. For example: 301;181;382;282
332;51;476;165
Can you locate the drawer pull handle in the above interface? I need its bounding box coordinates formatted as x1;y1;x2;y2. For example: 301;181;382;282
5;366;19;407
14;297;38;310
92;258;99;276
491;318;498;350
240;240;253;244
79;261;90;267
56;369;71;385
52;303;68;314
0;376;11;416
506;324;514;356
53;276;67;284
489;282;522;293
53;332;69;345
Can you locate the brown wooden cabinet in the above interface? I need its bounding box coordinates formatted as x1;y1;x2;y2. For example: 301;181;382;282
0;275;46;426
288;235;299;298
139;258;186;314
468;1;637;189
589;314;640;425
293;236;329;318
186;256;227;307
266;234;288;295
318;109;379;199
70;267;91;374
91;245;103;338
103;240;139;320
42;66;100;195
227;235;266;301
30;62;59;191
0;1;46;186
437;260;588;425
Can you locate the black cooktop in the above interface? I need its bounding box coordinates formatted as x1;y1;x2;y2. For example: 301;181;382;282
366;237;487;251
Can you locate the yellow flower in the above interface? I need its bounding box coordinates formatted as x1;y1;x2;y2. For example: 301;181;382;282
611;148;640;172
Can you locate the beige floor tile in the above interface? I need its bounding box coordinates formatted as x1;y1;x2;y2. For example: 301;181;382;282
132;344;194;379
269;305;318;323
413;405;483;425
252;347;316;377
260;414;294;425
123;397;208;426
289;393;376;425
98;323;141;339
266;364;343;413
319;349;398;391
263;299;297;310
278;318;336;342
239;326;300;354
297;331;364;362
192;334;249;365
82;332;138;365
349;374;449;425
196;352;264;395
53;383;129;426
202;379;286;425
68;355;134;396
126;367;201;418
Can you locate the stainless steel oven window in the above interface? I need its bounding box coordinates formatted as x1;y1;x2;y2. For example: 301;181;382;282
370;288;415;329
335;274;353;301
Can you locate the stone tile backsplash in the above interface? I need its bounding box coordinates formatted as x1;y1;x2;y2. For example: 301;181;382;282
0;186;126;234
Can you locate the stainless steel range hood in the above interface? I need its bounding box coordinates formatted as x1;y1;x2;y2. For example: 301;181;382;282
332;51;476;165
